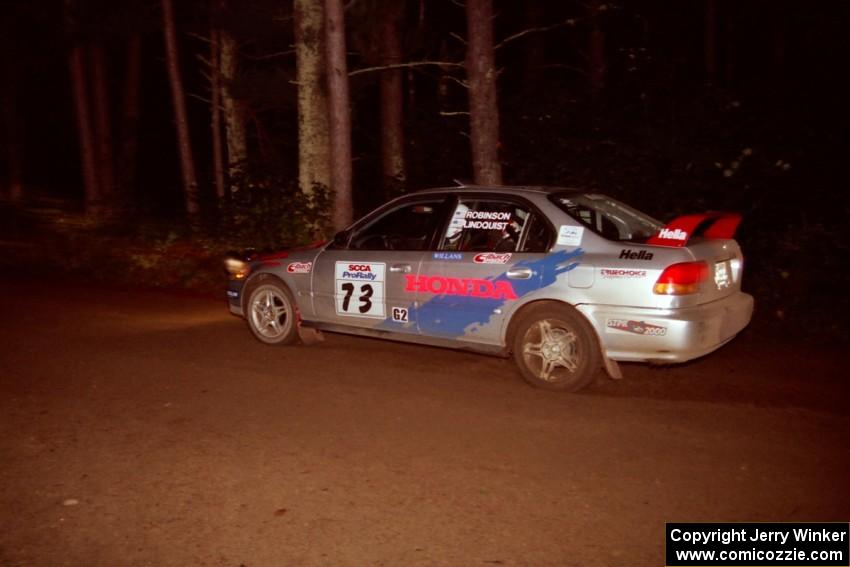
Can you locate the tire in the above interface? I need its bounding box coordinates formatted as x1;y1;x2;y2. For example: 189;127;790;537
511;303;601;391
245;279;299;345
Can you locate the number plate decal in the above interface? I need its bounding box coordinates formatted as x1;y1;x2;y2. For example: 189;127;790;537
334;262;386;319
714;259;731;290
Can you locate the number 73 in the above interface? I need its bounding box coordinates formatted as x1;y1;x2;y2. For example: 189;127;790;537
340;282;373;314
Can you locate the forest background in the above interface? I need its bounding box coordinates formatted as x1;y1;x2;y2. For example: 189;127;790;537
0;0;848;341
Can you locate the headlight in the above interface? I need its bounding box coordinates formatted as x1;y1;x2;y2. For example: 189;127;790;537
225;257;251;279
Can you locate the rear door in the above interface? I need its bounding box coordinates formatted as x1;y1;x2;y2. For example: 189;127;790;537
311;196;448;334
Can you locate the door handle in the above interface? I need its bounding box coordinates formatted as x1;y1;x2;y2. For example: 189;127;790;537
390;264;412;273
506;268;533;280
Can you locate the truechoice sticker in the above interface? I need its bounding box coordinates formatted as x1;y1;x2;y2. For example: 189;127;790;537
557;225;584;246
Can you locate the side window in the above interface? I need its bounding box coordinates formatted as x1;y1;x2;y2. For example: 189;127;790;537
441;199;531;252
518;213;552;253
349;200;442;251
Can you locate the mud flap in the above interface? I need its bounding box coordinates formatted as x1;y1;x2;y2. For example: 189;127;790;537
603;355;623;380
297;326;325;345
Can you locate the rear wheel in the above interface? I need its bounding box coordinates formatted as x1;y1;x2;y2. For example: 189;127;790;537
511;303;601;391
245;280;298;345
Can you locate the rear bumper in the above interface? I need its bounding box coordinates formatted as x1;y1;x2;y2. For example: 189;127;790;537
578;292;754;363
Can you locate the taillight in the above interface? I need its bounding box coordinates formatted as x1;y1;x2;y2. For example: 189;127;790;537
654;261;709;295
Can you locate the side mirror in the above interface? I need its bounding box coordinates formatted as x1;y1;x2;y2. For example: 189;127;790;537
332;230;349;248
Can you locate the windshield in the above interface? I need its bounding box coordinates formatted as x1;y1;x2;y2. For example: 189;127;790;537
550;192;663;243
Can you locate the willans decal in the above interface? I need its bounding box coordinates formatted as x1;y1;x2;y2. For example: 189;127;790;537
433;252;463;261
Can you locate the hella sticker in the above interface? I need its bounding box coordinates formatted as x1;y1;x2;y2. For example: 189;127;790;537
473;252;512;265
656;228;688;241
619;249;654;260
287;261;312;274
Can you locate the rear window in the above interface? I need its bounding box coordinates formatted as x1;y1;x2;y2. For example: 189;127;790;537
550;193;662;243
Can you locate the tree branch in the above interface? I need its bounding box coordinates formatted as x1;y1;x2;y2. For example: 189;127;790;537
242;50;296;61
188;92;216;107
449;32;467;45
494;18;578;50
439;110;470;116
349;60;464;77
541;63;587;76
187;31;212;45
443;75;469;89
195;53;212;69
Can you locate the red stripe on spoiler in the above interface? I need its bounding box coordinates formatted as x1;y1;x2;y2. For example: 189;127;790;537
647;212;742;247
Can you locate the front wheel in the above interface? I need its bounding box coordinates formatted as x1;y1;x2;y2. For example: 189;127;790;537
511;303;601;391
245;280;299;345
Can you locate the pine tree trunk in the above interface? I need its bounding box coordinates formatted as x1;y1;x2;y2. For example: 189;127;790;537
705;0;717;84
294;0;331;199
161;0;199;215
521;0;544;87
64;0;100;213
219;1;247;187
209;13;225;201
379;3;405;197
724;5;735;87
1;49;22;201
465;0;502;185
119;33;142;199
324;0;353;231
588;0;606;95
89;41;116;207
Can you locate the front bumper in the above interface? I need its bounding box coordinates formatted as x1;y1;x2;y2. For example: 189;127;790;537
226;282;244;316
578;292;754;363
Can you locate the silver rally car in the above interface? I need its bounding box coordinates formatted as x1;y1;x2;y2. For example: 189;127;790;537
225;186;753;391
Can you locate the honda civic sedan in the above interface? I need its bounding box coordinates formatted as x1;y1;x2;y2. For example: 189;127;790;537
225;185;753;391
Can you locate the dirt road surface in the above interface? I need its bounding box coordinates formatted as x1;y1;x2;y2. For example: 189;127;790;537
1;280;848;566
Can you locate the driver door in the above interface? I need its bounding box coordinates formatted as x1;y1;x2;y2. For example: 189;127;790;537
312;196;448;335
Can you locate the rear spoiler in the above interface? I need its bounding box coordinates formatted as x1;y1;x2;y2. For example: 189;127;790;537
647;212;742;248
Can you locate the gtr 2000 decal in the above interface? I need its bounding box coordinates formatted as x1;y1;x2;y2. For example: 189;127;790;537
334;262;386;318
379;248;584;338
606;319;667;336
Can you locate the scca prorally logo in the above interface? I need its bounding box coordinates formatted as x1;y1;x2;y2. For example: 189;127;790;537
342;264;377;280
287;262;312;274
404;274;517;299
473;252;512;264
657;228;688;241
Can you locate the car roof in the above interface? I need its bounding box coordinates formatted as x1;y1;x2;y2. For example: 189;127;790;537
414;185;586;197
